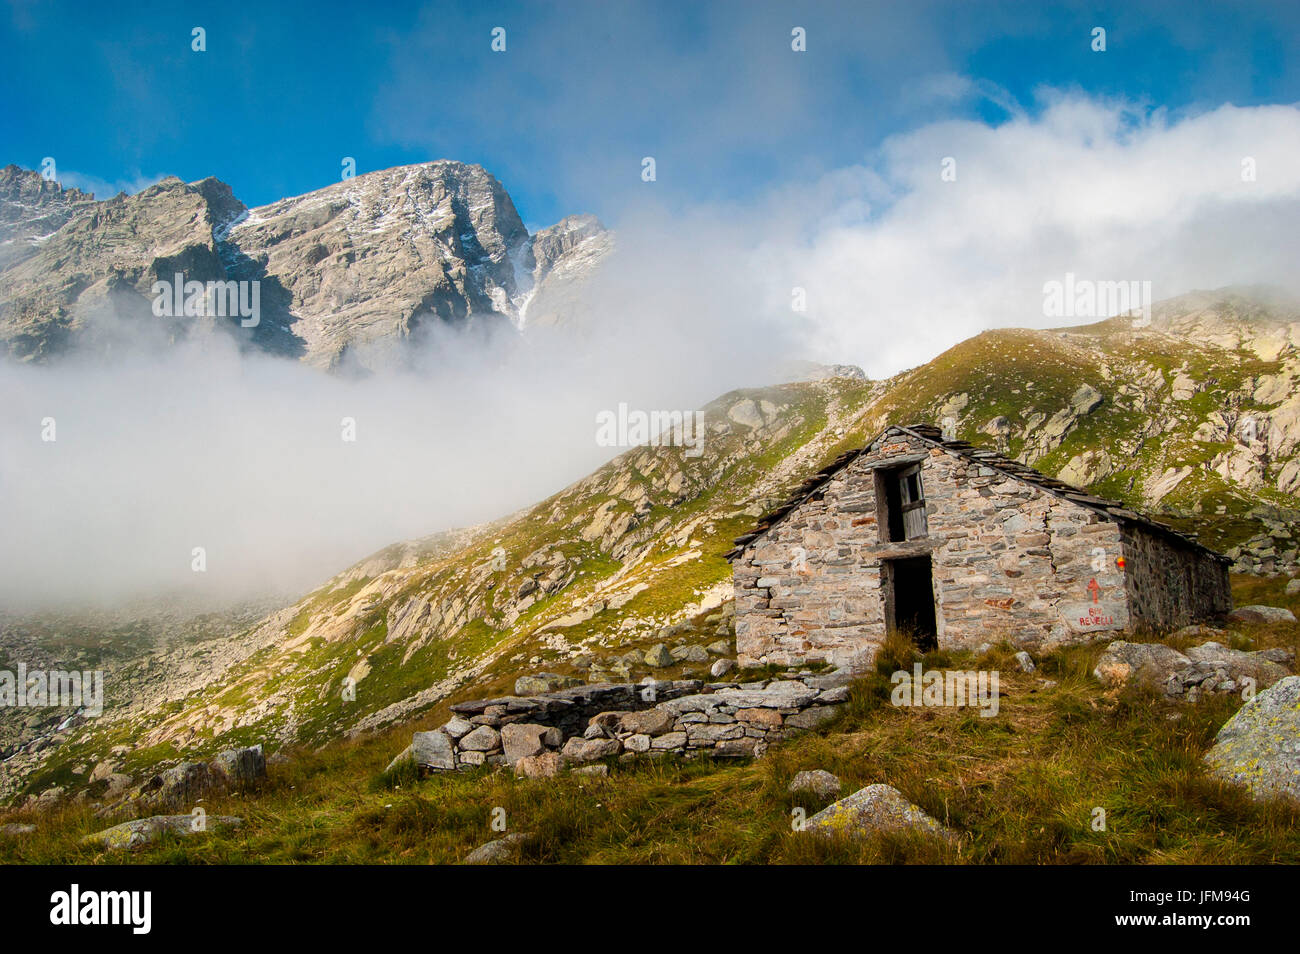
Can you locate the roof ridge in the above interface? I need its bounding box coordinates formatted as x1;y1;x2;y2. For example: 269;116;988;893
726;423;1229;563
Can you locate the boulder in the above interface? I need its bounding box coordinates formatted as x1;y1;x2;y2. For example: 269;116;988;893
139;762;215;806
570;764;609;778
1257;647;1297;668
1093;641;1192;689
82;814;242;850
211;745;266;785
1205;676;1300;803
1286;579;1300;596
788;769;842;799
805;784;951;840
1227;605;1297;624
464;832;531;864
706;640;731;656
0;823;35;837
1014;651;1036;673
387;729;457;773
1184;642;1289;690
670;645;709;664
644;644;674;668
710;658;737;679
103;774;134;799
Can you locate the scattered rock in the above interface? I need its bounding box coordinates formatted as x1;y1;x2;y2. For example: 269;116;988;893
1095;639;1289;699
788;770;842;799
0;823;36;837
710;658;737;678
570;764;609;778
1227;605;1297;624
464;832;531;864
1093;641;1193;689
706;640;731;656
82;814;242;850
670;644;709;664
1205;676;1300;803
211;745;266;786
1185;642;1289;690
1014;651;1036;673
804;784;951;840
1257;647;1297;667
644;644;674;668
138;762;214;807
387;729;457;773
1286;580;1300;596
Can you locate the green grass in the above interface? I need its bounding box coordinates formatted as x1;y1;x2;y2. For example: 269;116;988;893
4;594;1297;865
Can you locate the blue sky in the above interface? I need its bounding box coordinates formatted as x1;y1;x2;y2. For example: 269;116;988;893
3;0;1298;229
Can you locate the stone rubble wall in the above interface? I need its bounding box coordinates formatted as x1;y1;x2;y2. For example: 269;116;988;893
390;673;853;774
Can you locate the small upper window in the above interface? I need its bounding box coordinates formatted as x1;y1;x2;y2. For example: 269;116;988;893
879;463;928;542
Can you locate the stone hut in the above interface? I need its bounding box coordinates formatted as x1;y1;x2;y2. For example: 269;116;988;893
728;424;1232;669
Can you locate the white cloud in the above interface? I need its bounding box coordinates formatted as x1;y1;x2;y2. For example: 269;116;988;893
767;95;1300;375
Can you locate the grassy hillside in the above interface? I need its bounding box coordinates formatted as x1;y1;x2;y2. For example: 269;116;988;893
3;575;1297;864
6;287;1300;808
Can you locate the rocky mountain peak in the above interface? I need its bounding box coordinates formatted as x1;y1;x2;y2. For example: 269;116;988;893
0;165;96;257
0;159;611;365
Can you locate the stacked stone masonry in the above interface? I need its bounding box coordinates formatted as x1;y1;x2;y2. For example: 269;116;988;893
732;426;1232;669
388;674;852;774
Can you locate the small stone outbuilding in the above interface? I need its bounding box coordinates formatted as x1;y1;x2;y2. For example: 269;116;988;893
728;424;1232;669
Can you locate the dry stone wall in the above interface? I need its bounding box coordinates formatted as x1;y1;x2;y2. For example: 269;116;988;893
387;673;853;774
1120;525;1231;629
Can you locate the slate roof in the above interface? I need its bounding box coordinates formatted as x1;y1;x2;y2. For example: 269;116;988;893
725;423;1230;563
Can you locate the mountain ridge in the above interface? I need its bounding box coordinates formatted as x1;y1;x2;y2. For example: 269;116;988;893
0;161;612;366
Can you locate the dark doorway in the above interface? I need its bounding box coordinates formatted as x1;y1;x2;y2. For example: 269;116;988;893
885;556;938;649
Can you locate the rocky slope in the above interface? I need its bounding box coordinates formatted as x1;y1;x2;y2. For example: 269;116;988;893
5;287;1300;803
0;162;612;366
